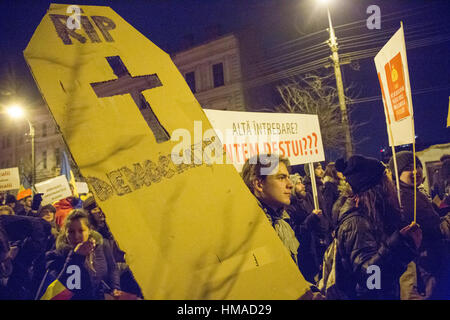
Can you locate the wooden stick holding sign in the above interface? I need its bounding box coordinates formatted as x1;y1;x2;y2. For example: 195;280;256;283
400;21;418;223
308;163;320;211
374;22;417;223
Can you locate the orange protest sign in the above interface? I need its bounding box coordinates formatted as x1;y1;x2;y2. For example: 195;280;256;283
384;52;411;122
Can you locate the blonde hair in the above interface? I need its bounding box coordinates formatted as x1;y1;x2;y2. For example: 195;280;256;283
0;205;14;215
241;154;291;194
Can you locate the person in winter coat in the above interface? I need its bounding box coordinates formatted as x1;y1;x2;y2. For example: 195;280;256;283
303;163;332;270
322;163;344;228
38;204;59;240
388;151;450;299
286;173;324;282
83;196;143;298
330;155;422;299
0;214;52;299
43;209;121;300
241;154;301;266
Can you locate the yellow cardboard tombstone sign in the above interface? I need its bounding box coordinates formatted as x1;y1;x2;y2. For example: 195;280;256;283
24;4;310;299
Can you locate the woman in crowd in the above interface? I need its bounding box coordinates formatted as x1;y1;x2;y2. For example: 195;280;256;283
83;196;143;298
325;155;422;299
42;209;121;299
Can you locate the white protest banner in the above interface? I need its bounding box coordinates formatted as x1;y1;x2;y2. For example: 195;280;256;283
35;175;72;205
75;182;89;194
0;167;20;192
204;110;325;171
374;24;415;146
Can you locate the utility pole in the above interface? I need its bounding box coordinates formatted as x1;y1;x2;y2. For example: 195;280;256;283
326;7;353;157
27;119;35;187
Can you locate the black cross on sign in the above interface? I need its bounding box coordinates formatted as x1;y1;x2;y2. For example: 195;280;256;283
90;56;170;143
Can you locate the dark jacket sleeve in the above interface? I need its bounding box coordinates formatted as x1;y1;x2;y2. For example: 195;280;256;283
338;216;417;289
323;182;339;221
102;240;121;291
0;215;51;266
402;188;441;240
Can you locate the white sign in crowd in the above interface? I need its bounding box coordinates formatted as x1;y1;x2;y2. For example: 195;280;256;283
204;110;325;171
0;167;20;192
35;175;73;206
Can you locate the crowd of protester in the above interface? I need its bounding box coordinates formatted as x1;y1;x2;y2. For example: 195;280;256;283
0;152;449;299
241;152;450;299
0;186;143;300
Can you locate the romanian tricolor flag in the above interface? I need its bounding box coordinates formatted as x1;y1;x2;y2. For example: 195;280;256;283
60;150;78;197
38;272;73;300
17;175;32;200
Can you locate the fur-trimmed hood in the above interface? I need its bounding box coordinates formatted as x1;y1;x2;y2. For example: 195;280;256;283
55;229;104;254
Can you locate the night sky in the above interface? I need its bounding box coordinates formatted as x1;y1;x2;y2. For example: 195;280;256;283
0;0;449;160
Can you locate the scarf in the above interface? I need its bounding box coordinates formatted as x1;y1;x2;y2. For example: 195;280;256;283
258;200;300;265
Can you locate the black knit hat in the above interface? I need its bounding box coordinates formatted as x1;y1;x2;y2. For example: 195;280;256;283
335;155;386;194
388;151;422;177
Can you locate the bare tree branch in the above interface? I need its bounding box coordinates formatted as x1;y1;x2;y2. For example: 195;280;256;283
276;71;362;158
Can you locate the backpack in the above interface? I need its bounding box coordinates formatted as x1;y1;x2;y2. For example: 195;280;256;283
317;210;361;299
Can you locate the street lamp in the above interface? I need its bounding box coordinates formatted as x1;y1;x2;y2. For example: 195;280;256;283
6;104;36;187
318;0;353;157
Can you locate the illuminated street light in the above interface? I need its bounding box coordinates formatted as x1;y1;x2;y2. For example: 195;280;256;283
6;104;36;187
317;0;353;157
6;104;25;119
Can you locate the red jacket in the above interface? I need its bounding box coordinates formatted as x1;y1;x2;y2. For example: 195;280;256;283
54;198;74;228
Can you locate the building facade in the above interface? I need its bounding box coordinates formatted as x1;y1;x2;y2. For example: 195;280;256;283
0;105;67;184
172;33;246;111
